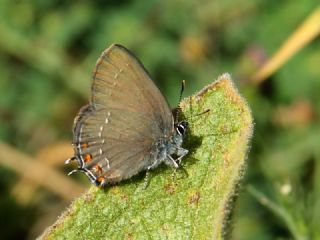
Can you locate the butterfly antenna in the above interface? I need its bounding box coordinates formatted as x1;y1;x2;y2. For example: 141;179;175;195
186;108;210;122
179;80;185;103
175;80;186;122
193;109;210;118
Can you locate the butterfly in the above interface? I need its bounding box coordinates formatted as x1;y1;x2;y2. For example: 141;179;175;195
66;44;188;187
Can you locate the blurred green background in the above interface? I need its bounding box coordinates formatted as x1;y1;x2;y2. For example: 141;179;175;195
0;0;319;239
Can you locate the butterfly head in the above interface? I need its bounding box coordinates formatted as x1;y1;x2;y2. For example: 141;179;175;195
170;120;188;150
175;120;188;136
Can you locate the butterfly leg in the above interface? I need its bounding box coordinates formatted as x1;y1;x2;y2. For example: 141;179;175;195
168;147;189;182
167;155;179;168
143;171;151;189
176;147;189;165
147;159;161;170
143;160;160;189
163;155;180;183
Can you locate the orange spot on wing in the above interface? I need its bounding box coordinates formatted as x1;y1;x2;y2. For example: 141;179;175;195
82;143;89;148
96;176;106;186
93;164;103;173
84;154;92;162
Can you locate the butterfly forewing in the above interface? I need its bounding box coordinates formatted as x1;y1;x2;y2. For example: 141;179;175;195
72;44;173;184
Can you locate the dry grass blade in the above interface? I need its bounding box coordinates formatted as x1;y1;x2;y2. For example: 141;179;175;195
11;142;74;204
0;142;85;201
252;8;320;83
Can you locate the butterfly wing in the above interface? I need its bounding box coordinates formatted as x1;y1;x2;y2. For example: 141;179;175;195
72;44;173;185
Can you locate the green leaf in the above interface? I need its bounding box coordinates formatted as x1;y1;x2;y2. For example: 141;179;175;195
40;73;253;240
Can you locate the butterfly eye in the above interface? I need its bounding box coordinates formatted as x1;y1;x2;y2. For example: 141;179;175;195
176;121;188;136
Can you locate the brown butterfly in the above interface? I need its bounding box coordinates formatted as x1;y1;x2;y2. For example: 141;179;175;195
66;44;188;187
